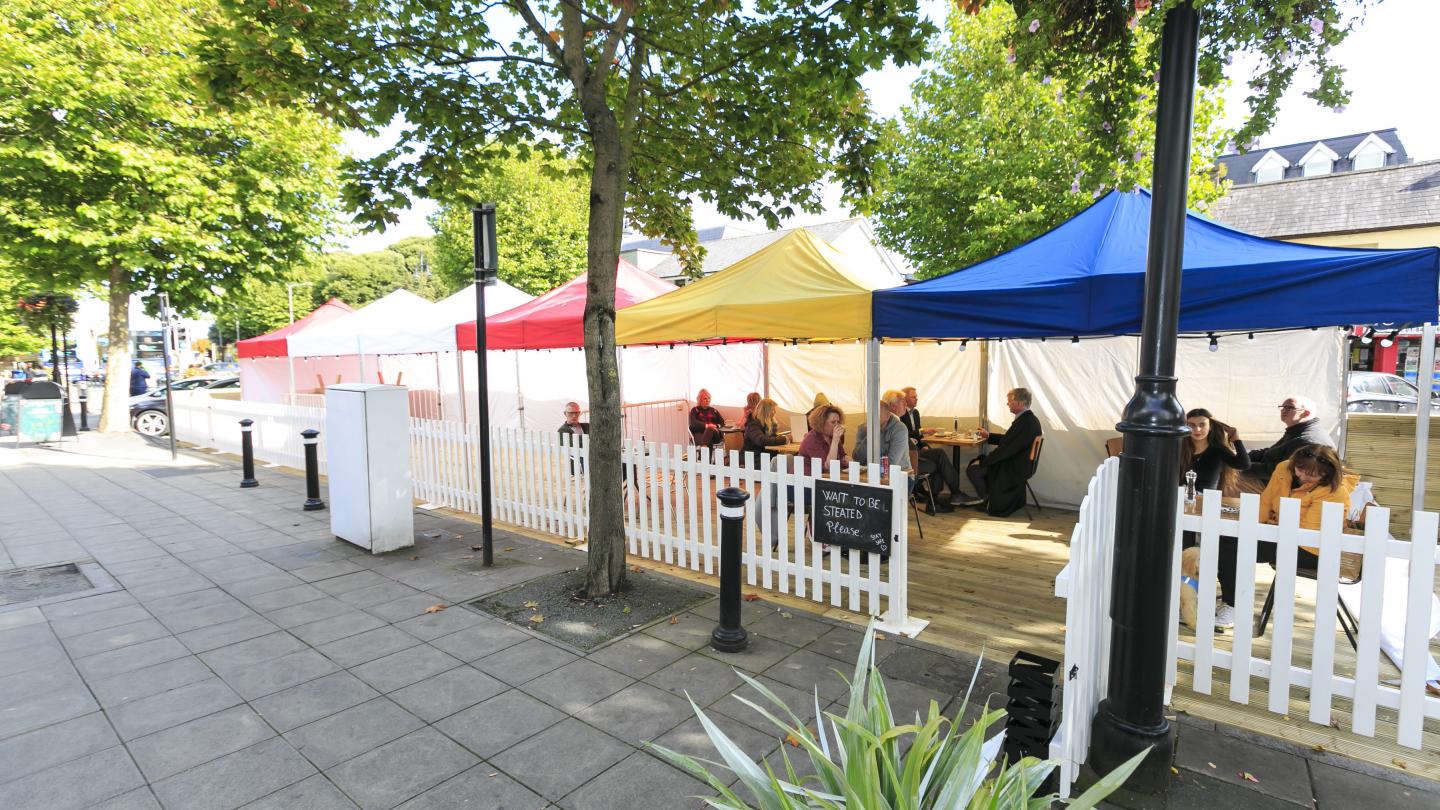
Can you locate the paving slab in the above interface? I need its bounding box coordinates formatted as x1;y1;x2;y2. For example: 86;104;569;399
388;665;508;723
575;682;694;744
393;764;545;810
324;728;479;810
520;659;634;715
489;718;633;801
284;697;425;770
250;671;380;733
149;737;316;810
125;704;276;782
435;689;566;758
0;711;120;786
473;637;579;685
559;751;710;810
106;677;244;740
351;644;462;694
88;656;212;707
0;745;146;810
426;620;530;662
239;774;358;810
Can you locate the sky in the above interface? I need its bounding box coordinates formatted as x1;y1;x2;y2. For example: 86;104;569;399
342;0;1440;253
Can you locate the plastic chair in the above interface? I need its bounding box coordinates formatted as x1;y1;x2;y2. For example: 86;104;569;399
1254;504;1367;648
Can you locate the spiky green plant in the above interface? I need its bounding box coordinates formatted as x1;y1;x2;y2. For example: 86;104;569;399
649;622;1144;809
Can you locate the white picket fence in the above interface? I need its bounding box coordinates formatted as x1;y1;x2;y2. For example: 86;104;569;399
175;402;925;635
1053;459;1440;797
478;425;925;636
170;397;327;473
1050;457;1119;796
1170;490;1440;749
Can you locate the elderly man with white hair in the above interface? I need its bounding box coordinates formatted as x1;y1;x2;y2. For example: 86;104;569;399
1246;394;1333;484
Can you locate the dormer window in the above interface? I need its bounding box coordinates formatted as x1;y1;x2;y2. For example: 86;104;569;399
1250;149;1290;183
1348;133;1395;171
1298;142;1339;177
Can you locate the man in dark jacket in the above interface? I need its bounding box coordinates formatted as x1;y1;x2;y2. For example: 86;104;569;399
128;361;150;396
900;387;963;509
1245;395;1333;485
558;402;588;474
962;387;1043;516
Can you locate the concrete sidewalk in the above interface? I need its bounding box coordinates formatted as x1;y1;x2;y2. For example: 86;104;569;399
0;433;1435;809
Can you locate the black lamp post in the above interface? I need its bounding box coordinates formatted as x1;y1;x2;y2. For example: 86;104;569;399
472;204;499;567
1088;4;1200;792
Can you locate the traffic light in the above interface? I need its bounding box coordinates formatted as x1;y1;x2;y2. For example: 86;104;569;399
176;325;188;346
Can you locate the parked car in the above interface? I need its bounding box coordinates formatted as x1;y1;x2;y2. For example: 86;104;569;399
128;376;220;406
203;361;240;376
1347;371;1440;414
131;377;240;436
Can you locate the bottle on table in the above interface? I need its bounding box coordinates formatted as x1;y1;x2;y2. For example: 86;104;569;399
1184;470;1197;509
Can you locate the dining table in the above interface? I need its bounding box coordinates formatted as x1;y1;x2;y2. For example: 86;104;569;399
920;429;986;472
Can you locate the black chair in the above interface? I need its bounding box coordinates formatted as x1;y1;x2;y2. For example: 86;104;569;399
907;449;929;539
1023;435;1045;518
1254;512;1366;651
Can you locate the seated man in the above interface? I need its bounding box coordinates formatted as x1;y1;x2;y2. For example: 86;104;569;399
1244;395;1333;486
962;387;1042;516
688;388;724;448
853;389;916;485
900;386;965;508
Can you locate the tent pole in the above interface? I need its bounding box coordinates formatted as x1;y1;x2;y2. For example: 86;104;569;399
978;339;990;430
514;352;525;430
762;342;770;398
1413;322;1435;518
287;356;296;405
1090;3;1198;791
455;350;467;426
865;339;880;465
1338;330;1352;457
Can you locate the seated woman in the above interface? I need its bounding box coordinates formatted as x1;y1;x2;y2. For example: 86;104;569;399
797;403;847;472
688;388;724;448
742;397;787;468
1180;408;1250;628
741;392;761;427
1258;443;1355;541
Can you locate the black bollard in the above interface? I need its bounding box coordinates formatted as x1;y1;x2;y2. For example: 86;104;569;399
239;419;258;488
78;385;89;431
711;487;750;653
301;428;326;511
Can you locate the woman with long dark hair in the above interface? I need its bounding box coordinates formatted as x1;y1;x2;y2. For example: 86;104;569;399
1180;408;1249;630
1180;408;1249;495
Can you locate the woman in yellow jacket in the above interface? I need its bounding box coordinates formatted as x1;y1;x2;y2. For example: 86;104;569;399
1259;443;1355;559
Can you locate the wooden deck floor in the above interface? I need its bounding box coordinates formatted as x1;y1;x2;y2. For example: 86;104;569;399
486;501;1440;783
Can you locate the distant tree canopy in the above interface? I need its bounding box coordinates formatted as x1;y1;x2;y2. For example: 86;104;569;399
313;239;446;309
429;153;589;297
866;4;1230;277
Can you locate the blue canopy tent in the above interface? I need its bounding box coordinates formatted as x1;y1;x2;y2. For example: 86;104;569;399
872;189;1440;339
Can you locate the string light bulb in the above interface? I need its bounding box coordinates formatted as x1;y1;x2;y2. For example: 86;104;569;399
1071;336;1080;344
959;340;968;352
1360;327;1374;345
1380;330;1399;348
1207;333;1219;352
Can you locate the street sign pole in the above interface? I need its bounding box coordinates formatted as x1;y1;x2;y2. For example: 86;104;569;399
473;204;498;567
159;292;179;461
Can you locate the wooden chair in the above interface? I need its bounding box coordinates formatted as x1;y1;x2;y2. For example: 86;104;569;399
1023;435;1045;518
1104;436;1124;457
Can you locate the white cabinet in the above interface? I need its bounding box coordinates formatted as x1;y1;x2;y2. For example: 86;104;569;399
325;384;414;553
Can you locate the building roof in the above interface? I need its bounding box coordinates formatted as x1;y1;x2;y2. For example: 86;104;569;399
1204;159;1440;239
1217;129;1409;186
620;224;755;252
644;217;895;280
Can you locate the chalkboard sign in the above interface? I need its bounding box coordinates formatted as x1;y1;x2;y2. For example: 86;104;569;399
18;399;63;443
813;479;892;556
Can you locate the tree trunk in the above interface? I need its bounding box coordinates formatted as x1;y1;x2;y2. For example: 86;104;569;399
580;112;630;598
98;264;132;432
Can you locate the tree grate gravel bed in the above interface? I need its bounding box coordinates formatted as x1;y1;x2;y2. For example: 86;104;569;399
471;568;714;650
0;563;93;606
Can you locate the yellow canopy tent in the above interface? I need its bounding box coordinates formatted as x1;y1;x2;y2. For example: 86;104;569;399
614;229;901;345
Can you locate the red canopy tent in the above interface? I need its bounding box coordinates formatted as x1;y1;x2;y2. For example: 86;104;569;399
456;259;674;350
237;299;354;358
